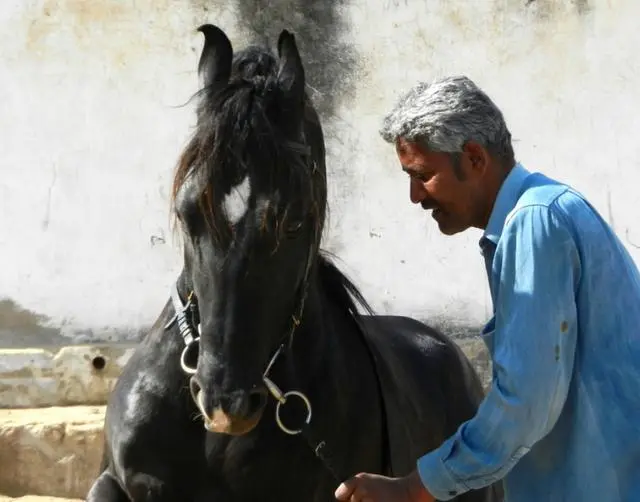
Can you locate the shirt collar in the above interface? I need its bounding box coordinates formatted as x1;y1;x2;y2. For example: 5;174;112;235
481;162;531;246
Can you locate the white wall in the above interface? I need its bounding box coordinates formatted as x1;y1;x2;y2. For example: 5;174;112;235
1;0;638;347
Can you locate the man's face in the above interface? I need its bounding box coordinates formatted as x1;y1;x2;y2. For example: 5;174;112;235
396;138;484;235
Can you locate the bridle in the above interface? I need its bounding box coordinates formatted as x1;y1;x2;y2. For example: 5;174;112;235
163;139;346;482
165;257;316;432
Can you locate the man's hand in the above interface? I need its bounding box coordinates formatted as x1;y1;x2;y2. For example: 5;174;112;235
334;470;435;502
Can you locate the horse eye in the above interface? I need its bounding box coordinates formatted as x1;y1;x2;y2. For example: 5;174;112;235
286;220;303;234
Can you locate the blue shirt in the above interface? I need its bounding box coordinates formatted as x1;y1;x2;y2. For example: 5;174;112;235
417;163;640;501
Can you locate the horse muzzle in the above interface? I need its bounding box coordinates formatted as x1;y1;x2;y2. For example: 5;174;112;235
189;377;268;435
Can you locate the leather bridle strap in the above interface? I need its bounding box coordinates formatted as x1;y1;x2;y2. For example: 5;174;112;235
165;283;200;374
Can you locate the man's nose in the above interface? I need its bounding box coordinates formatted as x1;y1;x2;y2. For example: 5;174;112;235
409;178;426;204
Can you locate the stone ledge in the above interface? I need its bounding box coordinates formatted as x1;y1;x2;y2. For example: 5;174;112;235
0;339;490;409
0;406;105;500
0;344;136;408
0;339;490;500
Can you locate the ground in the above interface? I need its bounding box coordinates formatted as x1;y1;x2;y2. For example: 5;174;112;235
0;406;104;500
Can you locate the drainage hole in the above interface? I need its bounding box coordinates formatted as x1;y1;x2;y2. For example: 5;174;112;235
92;355;107;371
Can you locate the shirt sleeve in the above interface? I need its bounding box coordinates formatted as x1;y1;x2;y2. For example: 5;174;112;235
416;203;581;501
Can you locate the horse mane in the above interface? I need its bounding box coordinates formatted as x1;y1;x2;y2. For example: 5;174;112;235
316;251;375;317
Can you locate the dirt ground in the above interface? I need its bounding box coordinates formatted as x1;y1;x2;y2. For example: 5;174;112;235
0;406;104;500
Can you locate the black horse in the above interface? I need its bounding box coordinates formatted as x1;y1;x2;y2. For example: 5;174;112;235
86;25;502;502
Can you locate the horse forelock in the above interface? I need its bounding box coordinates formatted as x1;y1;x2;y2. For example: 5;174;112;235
171;46;326;247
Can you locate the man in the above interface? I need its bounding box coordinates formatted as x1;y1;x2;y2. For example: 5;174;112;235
335;75;640;501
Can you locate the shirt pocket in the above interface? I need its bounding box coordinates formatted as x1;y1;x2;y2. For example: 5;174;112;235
481;315;496;353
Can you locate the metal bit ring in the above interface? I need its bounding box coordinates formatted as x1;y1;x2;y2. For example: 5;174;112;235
275;390;312;435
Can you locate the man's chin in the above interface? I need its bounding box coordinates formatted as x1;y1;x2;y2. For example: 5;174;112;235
437;225;462;236
432;211;466;236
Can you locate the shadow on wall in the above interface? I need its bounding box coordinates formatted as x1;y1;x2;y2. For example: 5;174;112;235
0;298;67;348
230;0;359;122
0;297;148;348
525;0;590;17
191;0;362;254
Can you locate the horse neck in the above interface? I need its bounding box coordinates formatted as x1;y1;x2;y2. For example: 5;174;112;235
288;270;329;379
287;264;364;398
283;262;386;478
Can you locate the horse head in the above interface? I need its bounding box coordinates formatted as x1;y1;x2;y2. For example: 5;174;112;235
171;24;327;436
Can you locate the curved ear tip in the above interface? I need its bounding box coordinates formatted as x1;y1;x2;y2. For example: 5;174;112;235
278;29;296;45
197;24;224;36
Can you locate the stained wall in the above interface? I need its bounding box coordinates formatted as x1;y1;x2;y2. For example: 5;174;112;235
1;0;638;348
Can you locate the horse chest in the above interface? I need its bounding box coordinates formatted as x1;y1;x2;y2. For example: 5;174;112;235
199;432;340;501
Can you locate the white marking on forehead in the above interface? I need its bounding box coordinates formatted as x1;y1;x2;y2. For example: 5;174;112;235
222;175;251;225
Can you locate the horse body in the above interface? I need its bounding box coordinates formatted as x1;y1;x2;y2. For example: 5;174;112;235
86;24;502;502
89;267;384;501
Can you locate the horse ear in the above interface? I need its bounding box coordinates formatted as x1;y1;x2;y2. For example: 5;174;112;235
276;30;305;112
196;24;233;90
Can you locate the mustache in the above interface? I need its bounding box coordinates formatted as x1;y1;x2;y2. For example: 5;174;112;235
421;200;439;211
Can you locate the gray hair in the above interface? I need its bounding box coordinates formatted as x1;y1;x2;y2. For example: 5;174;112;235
379;75;514;163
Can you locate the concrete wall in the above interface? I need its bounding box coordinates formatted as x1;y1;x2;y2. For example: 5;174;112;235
1;0;639;350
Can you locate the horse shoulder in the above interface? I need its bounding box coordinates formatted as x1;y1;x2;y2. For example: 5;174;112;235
100;301;207;499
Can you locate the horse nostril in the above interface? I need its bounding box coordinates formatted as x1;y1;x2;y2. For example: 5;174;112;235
189;378;267;420
248;388;267;416
222;388;267;418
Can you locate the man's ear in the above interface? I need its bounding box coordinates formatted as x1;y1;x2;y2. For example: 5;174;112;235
462;141;491;176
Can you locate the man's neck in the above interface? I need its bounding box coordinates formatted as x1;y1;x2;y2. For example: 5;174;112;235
477;163;513;230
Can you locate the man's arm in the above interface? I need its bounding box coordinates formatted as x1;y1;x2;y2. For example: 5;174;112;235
417;203;581;500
